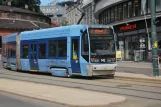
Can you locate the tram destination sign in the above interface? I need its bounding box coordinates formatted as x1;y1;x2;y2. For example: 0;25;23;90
89;28;113;35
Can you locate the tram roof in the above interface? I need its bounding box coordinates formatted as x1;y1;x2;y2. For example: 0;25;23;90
20;25;87;41
2;33;17;43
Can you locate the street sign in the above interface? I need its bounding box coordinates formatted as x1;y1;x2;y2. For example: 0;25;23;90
153;41;158;48
140;43;146;48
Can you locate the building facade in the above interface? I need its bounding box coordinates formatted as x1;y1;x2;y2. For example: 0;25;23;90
65;0;96;25
66;3;83;25
40;0;66;26
0;5;51;49
82;0;97;24
95;0;161;61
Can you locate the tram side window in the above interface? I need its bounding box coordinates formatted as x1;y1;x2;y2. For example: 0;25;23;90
3;44;7;57
22;45;28;58
49;40;56;57
81;32;89;62
10;44;16;57
39;44;46;59
58;40;67;57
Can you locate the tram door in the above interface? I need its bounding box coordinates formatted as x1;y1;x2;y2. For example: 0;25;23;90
71;38;81;73
30;43;38;70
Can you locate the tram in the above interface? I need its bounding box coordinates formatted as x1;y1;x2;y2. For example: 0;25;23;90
1;25;117;77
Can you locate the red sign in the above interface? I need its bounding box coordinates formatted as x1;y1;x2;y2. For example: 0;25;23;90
120;24;137;31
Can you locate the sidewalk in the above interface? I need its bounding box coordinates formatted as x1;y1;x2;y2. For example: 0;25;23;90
117;61;159;69
0;78;126;107
115;72;161;81
116;61;161;78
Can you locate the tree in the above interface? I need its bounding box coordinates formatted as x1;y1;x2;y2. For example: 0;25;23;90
11;0;41;13
0;0;8;5
11;0;24;8
61;20;69;26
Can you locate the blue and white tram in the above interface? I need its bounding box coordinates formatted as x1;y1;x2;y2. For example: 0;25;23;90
1;25;117;77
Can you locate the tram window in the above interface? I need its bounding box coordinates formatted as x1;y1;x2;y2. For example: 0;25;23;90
58;40;67;57
39;44;46;59
10;44;16;57
49;40;56;57
2;44;7;56
22;45;28;58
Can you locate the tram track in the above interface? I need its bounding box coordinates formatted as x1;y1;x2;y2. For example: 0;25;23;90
1;70;161;88
0;69;161;101
95;78;161;88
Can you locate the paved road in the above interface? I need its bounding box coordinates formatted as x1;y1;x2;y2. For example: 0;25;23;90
0;92;68;107
1;66;161;107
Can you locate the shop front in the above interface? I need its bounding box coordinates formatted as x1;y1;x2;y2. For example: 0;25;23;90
114;17;161;61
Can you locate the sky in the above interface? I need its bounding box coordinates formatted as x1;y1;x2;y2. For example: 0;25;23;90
40;0;77;5
40;0;53;5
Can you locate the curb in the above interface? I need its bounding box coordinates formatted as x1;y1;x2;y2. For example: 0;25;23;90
0;79;126;107
117;66;161;70
0;89;126;107
0;89;71;107
115;75;161;82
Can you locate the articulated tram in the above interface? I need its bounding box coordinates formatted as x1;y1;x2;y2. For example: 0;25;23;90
1;25;117;77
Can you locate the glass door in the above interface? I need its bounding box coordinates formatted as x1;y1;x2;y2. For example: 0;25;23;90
125;36;132;60
29;43;38;70
71;38;81;73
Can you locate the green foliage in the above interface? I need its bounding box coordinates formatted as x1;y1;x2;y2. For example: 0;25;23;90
11;0;41;13
11;0;24;8
0;0;7;5
61;20;69;26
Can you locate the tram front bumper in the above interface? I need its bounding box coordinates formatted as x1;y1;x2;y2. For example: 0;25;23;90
86;64;117;76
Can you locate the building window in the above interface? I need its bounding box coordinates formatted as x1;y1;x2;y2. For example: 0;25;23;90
134;0;141;16
90;6;93;24
114;6;118;21
39;44;46;59
57;14;62;17
22;45;28;58
156;0;161;12
118;4;123;20
108;8;111;23
128;1;133;18
104;10;106;24
147;0;151;13
58;40;67;57
49;40;56;57
141;0;148;15
123;2;128;19
101;12;104;24
106;10;108;24
111;7;115;22
99;13;101;24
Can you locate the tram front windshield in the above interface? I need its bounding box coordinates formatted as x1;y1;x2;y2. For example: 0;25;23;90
89;28;115;58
